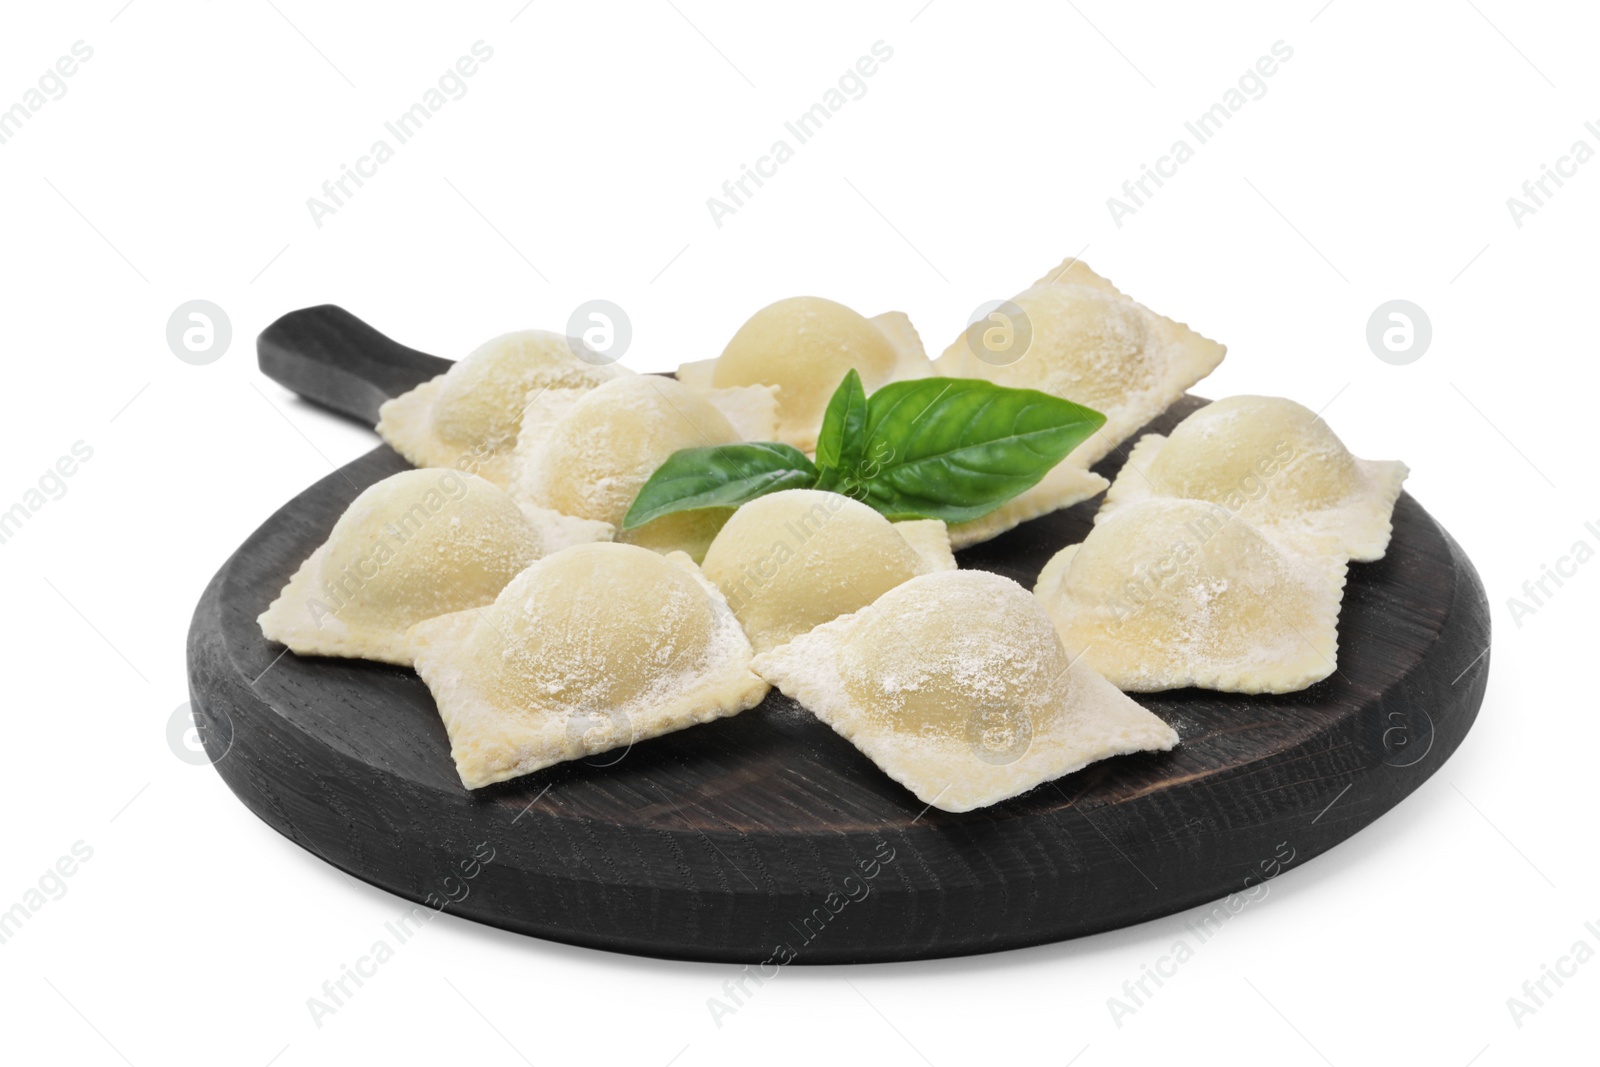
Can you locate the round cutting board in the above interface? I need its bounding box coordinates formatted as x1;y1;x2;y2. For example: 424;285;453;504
186;306;1491;964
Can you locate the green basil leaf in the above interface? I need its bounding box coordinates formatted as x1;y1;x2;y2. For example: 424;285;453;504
621;442;819;530
813;369;868;483
855;377;1105;523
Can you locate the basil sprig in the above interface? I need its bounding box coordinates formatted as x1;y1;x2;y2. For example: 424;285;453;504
621;371;1104;530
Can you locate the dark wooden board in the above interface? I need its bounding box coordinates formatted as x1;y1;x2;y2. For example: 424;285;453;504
186;306;1491;964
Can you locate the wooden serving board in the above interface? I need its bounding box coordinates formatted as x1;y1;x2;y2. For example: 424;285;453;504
186;305;1491;964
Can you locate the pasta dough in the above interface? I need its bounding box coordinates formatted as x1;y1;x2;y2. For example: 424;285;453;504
700;489;955;653
1099;395;1409;561
408;543;768;788
677;297;933;452
751;569;1179;812
377;330;631;486
510;375;776;562
258;469;607;665
1035;499;1347;694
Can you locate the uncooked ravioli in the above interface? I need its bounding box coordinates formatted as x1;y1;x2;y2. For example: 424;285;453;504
1099;395;1409;561
408;543;768;789
699;489;955;653
933;259;1224;547
936;259;1225;467
1034;498;1347;694
509;375;777;562
676;296;933;453
751;569;1179;812
257;469;608;665
377;329;631;486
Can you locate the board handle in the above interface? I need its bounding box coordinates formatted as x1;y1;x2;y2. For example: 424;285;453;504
257;305;453;429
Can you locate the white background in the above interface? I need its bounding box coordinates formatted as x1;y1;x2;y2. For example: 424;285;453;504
1;1;1595;1064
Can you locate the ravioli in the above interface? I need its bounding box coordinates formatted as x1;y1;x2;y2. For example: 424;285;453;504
929;260;1223;548
700;489;955;653
751;569;1179;812
1035;499;1347;694
258;469;607;665
934;258;1225;469
408;543;768;788
1099;395;1409;561
377;330;631;486
510;375;776;562
676;296;933;453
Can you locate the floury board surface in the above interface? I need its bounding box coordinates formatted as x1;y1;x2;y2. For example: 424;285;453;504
185;305;1491;963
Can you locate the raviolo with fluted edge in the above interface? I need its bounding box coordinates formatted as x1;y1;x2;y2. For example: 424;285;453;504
408;543;769;789
1100;395;1409;562
257;469;606;665
677;296;934;453
1036;498;1347;694
934;259;1225;472
377;330;631;485
511;375;773;562
752;569;1178;812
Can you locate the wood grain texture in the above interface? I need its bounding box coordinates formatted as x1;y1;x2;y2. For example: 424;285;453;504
186;307;1491;964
